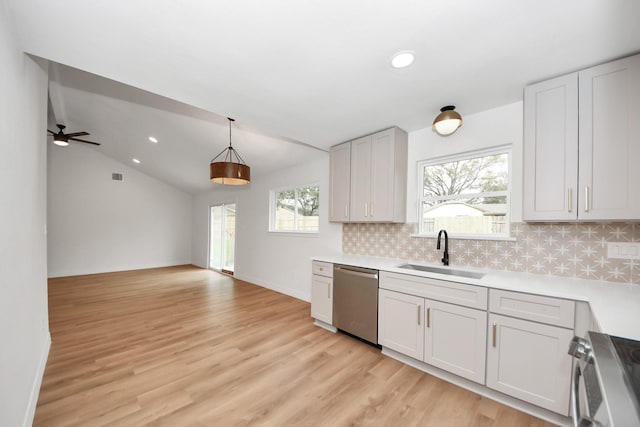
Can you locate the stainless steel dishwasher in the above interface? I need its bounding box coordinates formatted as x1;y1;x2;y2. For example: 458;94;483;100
332;264;379;345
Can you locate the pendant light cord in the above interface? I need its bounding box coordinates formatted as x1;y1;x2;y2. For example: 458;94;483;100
210;117;247;165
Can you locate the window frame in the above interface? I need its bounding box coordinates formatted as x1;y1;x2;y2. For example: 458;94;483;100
269;183;320;234
415;145;512;240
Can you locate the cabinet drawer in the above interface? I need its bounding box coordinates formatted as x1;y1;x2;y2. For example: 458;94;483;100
380;271;487;310
312;261;333;278
489;289;575;329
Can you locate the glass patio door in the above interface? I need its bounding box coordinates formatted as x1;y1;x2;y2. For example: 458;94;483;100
209;203;236;274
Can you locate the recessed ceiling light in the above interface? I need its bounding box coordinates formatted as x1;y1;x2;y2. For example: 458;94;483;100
391;51;415;68
132;158;141;164
148;136;158;143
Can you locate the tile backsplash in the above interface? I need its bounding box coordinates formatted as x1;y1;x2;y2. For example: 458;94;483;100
343;222;640;284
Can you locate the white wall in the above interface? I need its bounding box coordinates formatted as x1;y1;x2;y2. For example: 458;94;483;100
406;102;524;223
0;3;51;426
48;144;193;277
192;155;342;301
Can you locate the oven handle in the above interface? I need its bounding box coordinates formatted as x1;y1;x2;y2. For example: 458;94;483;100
571;362;581;427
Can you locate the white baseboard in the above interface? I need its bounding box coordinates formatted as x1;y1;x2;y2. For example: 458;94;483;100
23;332;51;427
313;319;337;333
234;273;309;302
47;261;193;278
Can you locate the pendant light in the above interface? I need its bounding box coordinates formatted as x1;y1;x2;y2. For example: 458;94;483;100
210;118;251;185
432;105;463;136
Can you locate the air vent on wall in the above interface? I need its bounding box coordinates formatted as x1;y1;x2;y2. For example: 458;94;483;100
112;173;123;181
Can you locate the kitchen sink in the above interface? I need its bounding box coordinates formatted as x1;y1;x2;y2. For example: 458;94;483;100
397;263;486;279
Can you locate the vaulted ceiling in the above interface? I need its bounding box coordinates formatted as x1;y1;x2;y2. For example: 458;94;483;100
6;0;640;193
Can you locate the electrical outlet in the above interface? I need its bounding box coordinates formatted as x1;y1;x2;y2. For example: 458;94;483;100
607;242;640;260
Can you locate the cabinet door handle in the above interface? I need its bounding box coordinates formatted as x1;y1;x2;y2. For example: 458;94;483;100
344;203;348;218
568;188;573;213
364;202;368;218
492;323;497;347
426;307;430;328
370;202;374;218
584;186;590;212
417;306;421;326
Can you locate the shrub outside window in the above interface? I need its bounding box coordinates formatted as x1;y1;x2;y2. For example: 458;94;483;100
270;185;320;233
418;146;511;238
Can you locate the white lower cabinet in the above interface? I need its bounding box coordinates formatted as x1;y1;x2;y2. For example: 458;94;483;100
486;313;574;415
378;288;487;384
425;300;487;384
311;261;333;328
378;289;424;360
311;275;332;325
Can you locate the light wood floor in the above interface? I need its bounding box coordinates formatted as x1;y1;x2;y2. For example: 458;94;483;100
35;265;555;426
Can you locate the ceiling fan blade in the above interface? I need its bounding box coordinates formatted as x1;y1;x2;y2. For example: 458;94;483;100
47;129;57;134
70;137;101;146
65;131;90;137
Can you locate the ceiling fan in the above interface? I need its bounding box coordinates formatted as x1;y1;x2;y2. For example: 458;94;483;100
47;124;100;146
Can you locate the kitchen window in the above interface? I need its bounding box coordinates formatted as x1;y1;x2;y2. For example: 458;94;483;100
417;146;511;239
269;185;320;233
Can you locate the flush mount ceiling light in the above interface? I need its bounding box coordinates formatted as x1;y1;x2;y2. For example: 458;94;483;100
132;158;141;164
148;136;158;143
210;118;251;185
432;105;463;136
391;51;415;68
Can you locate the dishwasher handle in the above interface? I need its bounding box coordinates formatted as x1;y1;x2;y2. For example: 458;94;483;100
334;265;379;280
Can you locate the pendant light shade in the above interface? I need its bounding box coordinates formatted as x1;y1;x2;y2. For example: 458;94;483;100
432;105;463;136
210;118;251;185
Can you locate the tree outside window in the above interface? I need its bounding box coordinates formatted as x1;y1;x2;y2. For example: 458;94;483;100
419;148;510;237
272;185;320;232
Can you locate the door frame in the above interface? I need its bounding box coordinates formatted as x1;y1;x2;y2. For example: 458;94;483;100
208;202;236;275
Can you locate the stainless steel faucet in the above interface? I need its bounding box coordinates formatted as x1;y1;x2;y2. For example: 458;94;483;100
437;229;449;266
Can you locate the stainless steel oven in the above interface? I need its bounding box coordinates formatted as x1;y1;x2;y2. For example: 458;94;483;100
568;331;640;426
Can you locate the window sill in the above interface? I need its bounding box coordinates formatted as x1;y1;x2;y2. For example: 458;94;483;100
268;230;320;237
410;233;516;242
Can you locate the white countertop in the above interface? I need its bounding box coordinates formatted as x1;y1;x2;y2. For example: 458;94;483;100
313;254;640;341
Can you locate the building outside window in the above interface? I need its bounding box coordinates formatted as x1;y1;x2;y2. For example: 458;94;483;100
417;146;511;238
270;185;320;233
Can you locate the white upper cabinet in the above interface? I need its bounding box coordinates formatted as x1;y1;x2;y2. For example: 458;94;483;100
523;53;640;221
579;54;640;220
330;127;408;223
349;135;373;222
369;129;397;221
329;142;351;222
523;73;579;221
